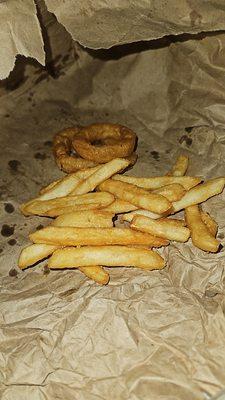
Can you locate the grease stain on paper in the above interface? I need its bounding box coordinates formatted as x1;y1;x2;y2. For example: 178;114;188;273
4;203;15;213
1;224;14;237
8;160;21;172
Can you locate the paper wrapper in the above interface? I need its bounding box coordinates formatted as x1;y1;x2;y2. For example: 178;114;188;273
1;5;225;400
0;0;45;80
2;0;225;79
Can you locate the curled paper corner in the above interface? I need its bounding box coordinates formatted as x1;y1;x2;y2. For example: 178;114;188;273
0;0;45;80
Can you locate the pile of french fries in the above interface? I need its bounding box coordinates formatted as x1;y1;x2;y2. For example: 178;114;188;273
19;155;225;284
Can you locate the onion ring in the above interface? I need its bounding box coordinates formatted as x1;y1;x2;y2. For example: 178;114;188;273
72;123;137;163
53;127;97;173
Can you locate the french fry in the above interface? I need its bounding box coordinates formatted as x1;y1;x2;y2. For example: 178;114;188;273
102;199;138;213
70;158;130;195
21;192;114;216
18;244;60;269
48;246;166;271
29;226;168;247
200;210;218;237
185;205;220;252
39;178;61;195
173;178;225;213
112;175;201;190
38;166;101;197
79;266;110;285
29;226;169;247
167;155;189;176
98;179;172;214
131;215;190;242
52;210;114;228
153;183;186;202
122;209;161;223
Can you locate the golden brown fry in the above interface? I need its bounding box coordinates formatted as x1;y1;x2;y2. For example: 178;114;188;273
112;175;201;190
39;167;102;200
79;266;109;285
185;205;220;252
101;199;138;213
167;155;189;176
38;174;81;201
131;215;190;242
98;179;172;214
52;210;114;228
71;158;130;195
122;209;161;223
48;246;166;271
173;178;225;213
30;226;169;247
21;192;114;217
200;210;218;237
153;183;186;202
39;178;61;195
18;244;60;269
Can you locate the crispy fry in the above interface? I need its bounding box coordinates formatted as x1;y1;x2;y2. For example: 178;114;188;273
48;246;166;271
112;175;201;190
39;167;102;196
173;178;225;213
38;174;82;201
39;178;61;195
185;205;220;252
167;155;189;176
21;192;114;216
153;183;186;202
131;215;190;242
30;226;169;247
39;167;103;200
52;210;114;228
122;209;161;223
79;266;109;285
71;158;130;195
101;199;138;213
98;179;172;214
200;210;218;237
18;244;60;269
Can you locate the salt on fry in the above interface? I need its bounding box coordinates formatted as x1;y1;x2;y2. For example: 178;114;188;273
48;246;166;271
98;179;172;214
131;215;190;242
185;205;220;252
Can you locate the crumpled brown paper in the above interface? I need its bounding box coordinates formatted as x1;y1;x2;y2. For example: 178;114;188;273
0;0;45;80
45;0;225;49
1;5;225;400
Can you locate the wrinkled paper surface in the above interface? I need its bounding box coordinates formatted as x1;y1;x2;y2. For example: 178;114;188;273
1;5;225;400
3;0;225;78
45;0;225;49
0;0;45;80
